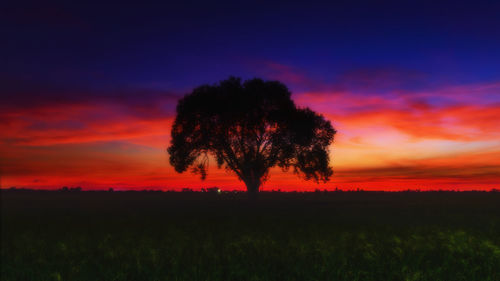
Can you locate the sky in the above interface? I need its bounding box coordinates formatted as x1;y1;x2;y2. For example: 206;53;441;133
1;0;499;191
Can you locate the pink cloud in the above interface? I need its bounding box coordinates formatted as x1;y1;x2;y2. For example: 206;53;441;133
2;65;499;190
294;80;500;141
0;102;174;147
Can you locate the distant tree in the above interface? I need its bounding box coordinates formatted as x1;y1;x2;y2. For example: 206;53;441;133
206;187;221;194
168;77;336;198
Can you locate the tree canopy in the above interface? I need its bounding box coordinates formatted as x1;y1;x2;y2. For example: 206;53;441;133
168;77;336;196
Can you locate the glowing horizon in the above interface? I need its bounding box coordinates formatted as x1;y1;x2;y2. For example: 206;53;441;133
2;75;499;191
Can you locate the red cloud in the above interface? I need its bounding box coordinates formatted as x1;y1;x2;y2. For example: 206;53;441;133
0;103;174;147
2;74;499;191
295;81;500;141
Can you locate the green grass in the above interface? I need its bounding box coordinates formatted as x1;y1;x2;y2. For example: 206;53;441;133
2;190;500;280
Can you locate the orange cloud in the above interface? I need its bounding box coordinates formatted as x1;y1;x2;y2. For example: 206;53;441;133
1;103;174;147
295;85;500;142
1;79;499;191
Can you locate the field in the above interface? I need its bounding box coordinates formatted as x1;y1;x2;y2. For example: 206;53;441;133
2;190;500;281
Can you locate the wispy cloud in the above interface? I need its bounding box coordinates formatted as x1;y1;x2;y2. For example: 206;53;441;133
1;62;499;190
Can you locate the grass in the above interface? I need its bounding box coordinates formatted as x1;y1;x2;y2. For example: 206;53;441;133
2;190;500;280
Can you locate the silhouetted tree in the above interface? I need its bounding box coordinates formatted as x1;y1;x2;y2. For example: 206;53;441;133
168;77;336;198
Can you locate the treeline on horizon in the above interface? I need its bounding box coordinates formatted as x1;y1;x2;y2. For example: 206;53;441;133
2;186;499;193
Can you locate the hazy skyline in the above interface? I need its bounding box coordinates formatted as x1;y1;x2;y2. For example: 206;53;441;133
2;1;499;190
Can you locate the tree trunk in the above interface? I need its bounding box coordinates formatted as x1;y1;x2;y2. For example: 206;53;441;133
244;177;261;201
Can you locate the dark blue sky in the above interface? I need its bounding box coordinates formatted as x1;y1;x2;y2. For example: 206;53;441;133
3;0;499;99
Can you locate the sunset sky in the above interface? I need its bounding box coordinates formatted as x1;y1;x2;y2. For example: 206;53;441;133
1;1;499;191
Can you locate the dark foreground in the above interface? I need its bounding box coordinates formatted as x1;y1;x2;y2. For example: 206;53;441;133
2;190;500;281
